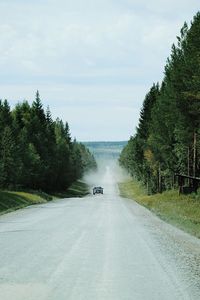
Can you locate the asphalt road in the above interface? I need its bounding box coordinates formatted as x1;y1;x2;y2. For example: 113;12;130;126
0;168;200;300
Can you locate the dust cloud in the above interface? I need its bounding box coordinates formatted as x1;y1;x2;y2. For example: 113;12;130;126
83;158;130;195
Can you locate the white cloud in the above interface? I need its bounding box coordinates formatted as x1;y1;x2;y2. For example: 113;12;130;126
0;0;199;140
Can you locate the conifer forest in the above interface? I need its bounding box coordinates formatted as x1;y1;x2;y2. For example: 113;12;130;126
119;12;200;193
0;91;97;192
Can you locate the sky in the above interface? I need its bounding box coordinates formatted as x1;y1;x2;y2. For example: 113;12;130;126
0;0;199;141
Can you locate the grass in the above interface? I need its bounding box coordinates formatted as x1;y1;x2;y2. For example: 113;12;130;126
0;180;90;215
119;180;200;239
52;180;90;198
0;190;48;215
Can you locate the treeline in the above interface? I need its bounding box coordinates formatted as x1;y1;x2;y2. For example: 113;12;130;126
0;91;97;192
119;12;200;193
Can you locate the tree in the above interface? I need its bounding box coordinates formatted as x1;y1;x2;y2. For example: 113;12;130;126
120;12;200;192
0;93;97;191
0;127;16;187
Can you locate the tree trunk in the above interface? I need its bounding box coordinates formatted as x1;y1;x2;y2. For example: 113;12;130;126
187;146;190;185
193;131;197;177
158;163;162;193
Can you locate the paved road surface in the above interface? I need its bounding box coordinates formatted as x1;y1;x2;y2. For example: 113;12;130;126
0;168;200;299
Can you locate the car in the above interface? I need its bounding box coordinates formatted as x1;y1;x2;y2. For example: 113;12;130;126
93;186;103;195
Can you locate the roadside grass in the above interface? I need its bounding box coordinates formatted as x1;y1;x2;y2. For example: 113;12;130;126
118;180;200;239
52;181;90;198
0;191;48;215
0;180;90;215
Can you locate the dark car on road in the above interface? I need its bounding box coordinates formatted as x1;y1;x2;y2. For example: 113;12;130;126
93;187;103;195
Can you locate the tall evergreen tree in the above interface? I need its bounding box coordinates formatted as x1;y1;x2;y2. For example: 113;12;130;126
0;93;96;191
0;126;16;187
120;12;200;193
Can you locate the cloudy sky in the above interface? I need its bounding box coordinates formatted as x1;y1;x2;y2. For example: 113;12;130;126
0;0;199;141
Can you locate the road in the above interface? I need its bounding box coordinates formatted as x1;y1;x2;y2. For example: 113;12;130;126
0;167;200;300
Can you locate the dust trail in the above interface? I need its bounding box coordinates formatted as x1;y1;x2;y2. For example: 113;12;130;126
83;158;130;195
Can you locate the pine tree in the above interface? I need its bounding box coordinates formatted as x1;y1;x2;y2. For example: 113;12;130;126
0;95;97;191
120;12;200;192
0;126;16;187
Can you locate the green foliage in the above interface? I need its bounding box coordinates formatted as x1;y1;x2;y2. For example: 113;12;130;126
119;12;200;193
0;92;96;192
0;126;17;187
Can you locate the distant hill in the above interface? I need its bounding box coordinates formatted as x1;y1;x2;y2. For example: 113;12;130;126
83;141;127;160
